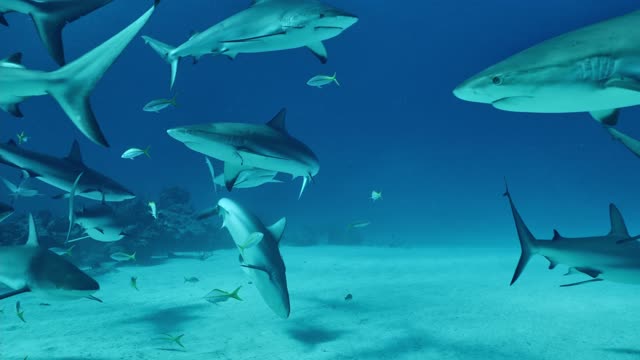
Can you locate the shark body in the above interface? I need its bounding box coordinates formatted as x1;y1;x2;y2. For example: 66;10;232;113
142;0;357;88
0;140;134;202
0;0;114;65
0;214;100;301
167;108;319;198
0;2;158;147
216;197;290;318
505;184;640;286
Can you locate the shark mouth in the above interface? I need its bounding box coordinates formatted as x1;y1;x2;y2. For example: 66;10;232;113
491;96;535;110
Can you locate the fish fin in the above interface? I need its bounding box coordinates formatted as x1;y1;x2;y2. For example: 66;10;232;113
564;267;579;276
240;264;272;280
95;227;105;234
606;78;640;93
241;232;264;250
144;145;151;158
0;287;30;300
225;52;238;60
560;278;603;287
30;13;66;65
590;109;620;126
334;74;340;86
1;103;24;118
266;108;288;133
204;157;217;194
66;235;91;243
174;334;185;348
86;295;103;303
47;4;158;147
608;203;630;238
26;213;39;247
229;286;242;301
66;172;83;243
575;267;601;278
141;35;179;89
552;229;562;241
298;175;310;199
545;257;558;270
267;217;286;243
196;206;219;220
66;140;84;163
503;179;537;285
1;177;18;193
223;162;250;191
1;52;22;65
307;42;327;63
0;14;7;26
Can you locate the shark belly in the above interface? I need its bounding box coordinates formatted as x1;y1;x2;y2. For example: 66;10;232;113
0;68;49;102
85;227;124;242
0;247;32;290
241;243;290;318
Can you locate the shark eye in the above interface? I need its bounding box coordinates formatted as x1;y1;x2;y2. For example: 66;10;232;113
492;76;503;85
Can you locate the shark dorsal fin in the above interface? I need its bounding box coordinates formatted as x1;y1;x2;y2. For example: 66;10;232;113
26;214;39;247
266;108;288;133
609;203;630;237
66;140;84;164
267;217;286;244
2;52;22;65
552;229;562;241
7;139;17;147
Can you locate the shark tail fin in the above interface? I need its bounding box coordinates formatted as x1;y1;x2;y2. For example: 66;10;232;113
503;179;537;286
230;286;242;301
45;3;158;147
609;203;630;238
141;35;179;89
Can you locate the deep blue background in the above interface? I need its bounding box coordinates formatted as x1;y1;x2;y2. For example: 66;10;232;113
2;0;640;245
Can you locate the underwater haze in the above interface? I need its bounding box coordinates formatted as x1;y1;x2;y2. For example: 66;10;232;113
3;0;640;359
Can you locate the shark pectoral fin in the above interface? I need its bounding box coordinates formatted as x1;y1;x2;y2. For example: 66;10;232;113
241;232;264;250
86;295;103;303
564;267;578;276
1;102;24;118
590;109;620;126
608;203;630;238
298;176;310;199
224;162;250;191
560;278;603;287
240;264;272;280
606;78;640;93
31;13;66;65
0;287;30;300
544;257;558;270
605;127;640;158
26;214;39;247
95;227;105;234
0;14;7;26
307;42;327;63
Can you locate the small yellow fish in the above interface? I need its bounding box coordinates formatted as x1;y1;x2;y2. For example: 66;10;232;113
371;190;383;202
307;72;340;88
184;277;199;284
148;201;157;219
16;301;25;323
111;251;136;262
131;276;139;291
16;131;29;145
204;286;242;304
160;333;185;348
348;220;371;229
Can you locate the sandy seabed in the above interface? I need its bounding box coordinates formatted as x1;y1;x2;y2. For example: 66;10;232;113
1;245;639;360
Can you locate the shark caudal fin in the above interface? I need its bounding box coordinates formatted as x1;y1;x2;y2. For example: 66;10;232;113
503;180;537;285
141;35;179;89
46;2;158;147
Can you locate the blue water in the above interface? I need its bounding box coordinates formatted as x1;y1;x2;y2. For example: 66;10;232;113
1;0;640;244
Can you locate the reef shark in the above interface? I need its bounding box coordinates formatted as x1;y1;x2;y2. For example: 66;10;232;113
142;0;358;88
0;140;135;202
453;10;640;157
0;1;158;147
167;108;319;198
68;197;128;243
505;183;640;286
0;214;100;301
0;0;114;66
215;197;290;318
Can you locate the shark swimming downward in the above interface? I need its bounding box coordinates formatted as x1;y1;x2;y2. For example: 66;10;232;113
0;1;158;147
505;182;640;287
0;214;101;302
142;0;358;88
453;9;640;159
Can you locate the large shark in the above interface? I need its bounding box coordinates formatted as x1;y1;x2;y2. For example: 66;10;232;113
142;0;358;88
69;202;128;243
0;1;158;147
0;214;100;301
0;140;135;202
452;10;640;157
0;0;114;66
505;183;640;287
167;108;319;198
215;197;290;318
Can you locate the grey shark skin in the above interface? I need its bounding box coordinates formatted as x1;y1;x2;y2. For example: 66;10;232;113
0;140;135;202
217;197;290;318
142;0;358;88
0;214;100;301
453;10;640;127
213;168;281;190
0;202;14;223
0;2;158;147
167;108;319;198
0;0;113;65
505;184;640;286
72;203;127;242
